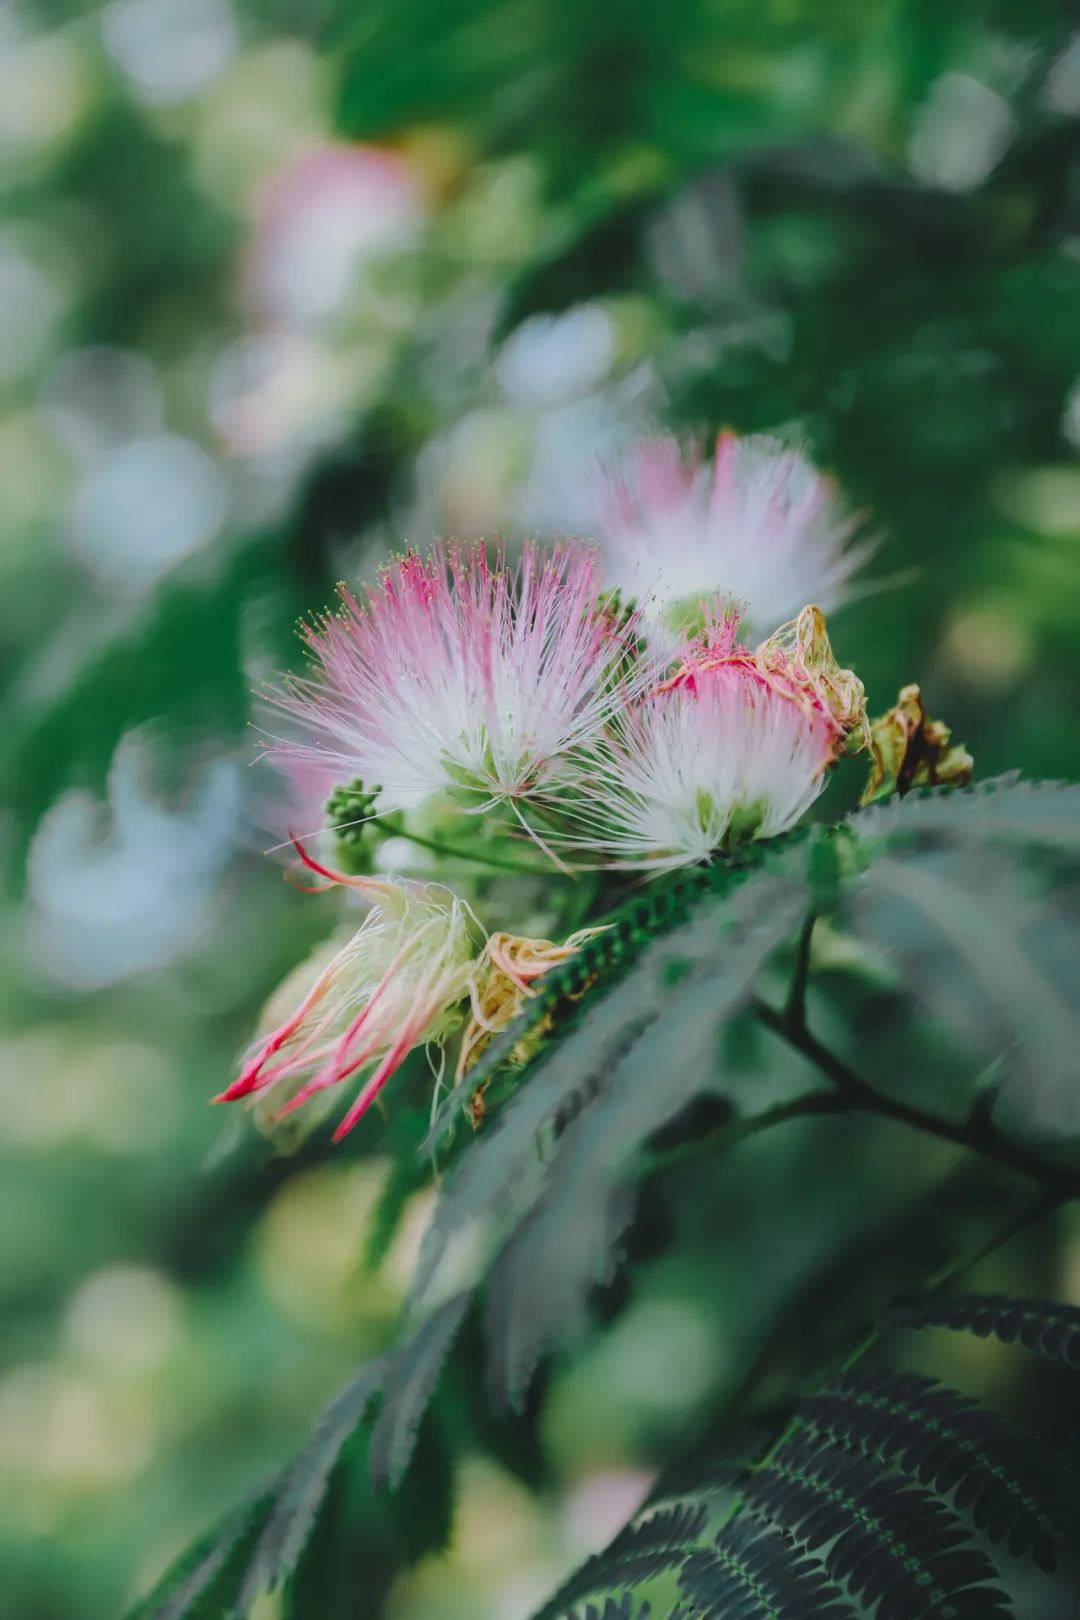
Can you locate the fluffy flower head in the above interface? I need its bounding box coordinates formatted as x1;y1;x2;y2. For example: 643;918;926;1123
554;606;867;871
215;867;477;1141
269;542;647;819
590;431;864;643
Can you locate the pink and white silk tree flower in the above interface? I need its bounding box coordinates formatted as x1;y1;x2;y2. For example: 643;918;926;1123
588;432;866;645
267;542;650;821
552;606;868;872
214;865;478;1142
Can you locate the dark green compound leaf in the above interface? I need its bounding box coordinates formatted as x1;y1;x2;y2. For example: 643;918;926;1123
427;833;816;1152
483;878;807;1406
424;859;747;1150
743;1433;1013;1620
890;1293;1080;1372
369;1290;472;1488
409;868;773;1296
485;1177;638;1412
531;1502;707;1620
848;777;1080;854
800;1371;1080;1572
234;1357;387;1610
412;859;801;1307
122;1491;274;1620
678;1519;859;1619
574;1598;652;1620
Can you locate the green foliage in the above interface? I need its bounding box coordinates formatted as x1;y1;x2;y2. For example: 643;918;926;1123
742;1434;1013;1619
10;0;1080;1608
426;854;763;1146
125;776;1080;1619
531;1297;1080;1620
233;1360;387;1609
572;1599;652;1620
123;1494;275;1620
481;878;807;1407
848;777;1080;854
369;1291;472;1488
890;1292;1080;1370
677;1521;860;1619
125;1315;462;1620
799;1371;1077;1569
531;1503;707;1620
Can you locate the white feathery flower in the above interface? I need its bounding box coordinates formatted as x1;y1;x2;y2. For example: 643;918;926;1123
268;542;648;818
550;607;868;872
588;432;866;644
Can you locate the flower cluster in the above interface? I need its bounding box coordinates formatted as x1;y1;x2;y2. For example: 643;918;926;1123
220;431;881;1139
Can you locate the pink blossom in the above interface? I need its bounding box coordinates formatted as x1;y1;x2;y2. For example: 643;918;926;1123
266;542;649;818
550;606;866;871
589;432;865;642
214;853;477;1141
244;143;423;330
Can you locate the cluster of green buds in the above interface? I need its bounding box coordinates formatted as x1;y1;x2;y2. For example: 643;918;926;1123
323;777;400;871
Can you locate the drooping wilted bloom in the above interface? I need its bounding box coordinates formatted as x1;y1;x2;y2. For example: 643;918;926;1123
552;606;867;871
589;432;865;643
861;683;973;806
457;927;607;1111
215;866;477;1141
268;543;649;818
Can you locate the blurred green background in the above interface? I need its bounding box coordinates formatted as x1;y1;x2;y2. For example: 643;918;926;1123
2;2;1079;1617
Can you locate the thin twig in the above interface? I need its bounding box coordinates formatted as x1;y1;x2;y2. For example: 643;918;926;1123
735;1185;1061;1498
836;1186;1063;1378
642;1088;850;1175
753;996;1080;1201
784;909;817;1033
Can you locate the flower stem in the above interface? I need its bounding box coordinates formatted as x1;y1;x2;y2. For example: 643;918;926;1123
378;822;545;875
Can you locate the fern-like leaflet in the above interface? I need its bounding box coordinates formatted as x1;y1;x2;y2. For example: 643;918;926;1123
742;1432;1014;1618
848;777;1080;853
889;1291;1080;1369
677;1519;860;1619
799;1370;1076;1570
531;1295;1080;1620
531;1503;707;1620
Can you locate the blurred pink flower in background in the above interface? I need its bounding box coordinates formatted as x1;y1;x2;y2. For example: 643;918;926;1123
243;142;424;331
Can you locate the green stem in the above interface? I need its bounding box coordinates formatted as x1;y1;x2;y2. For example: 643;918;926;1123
835;1186;1061;1379
376;822;545;875
783;909;817;1031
